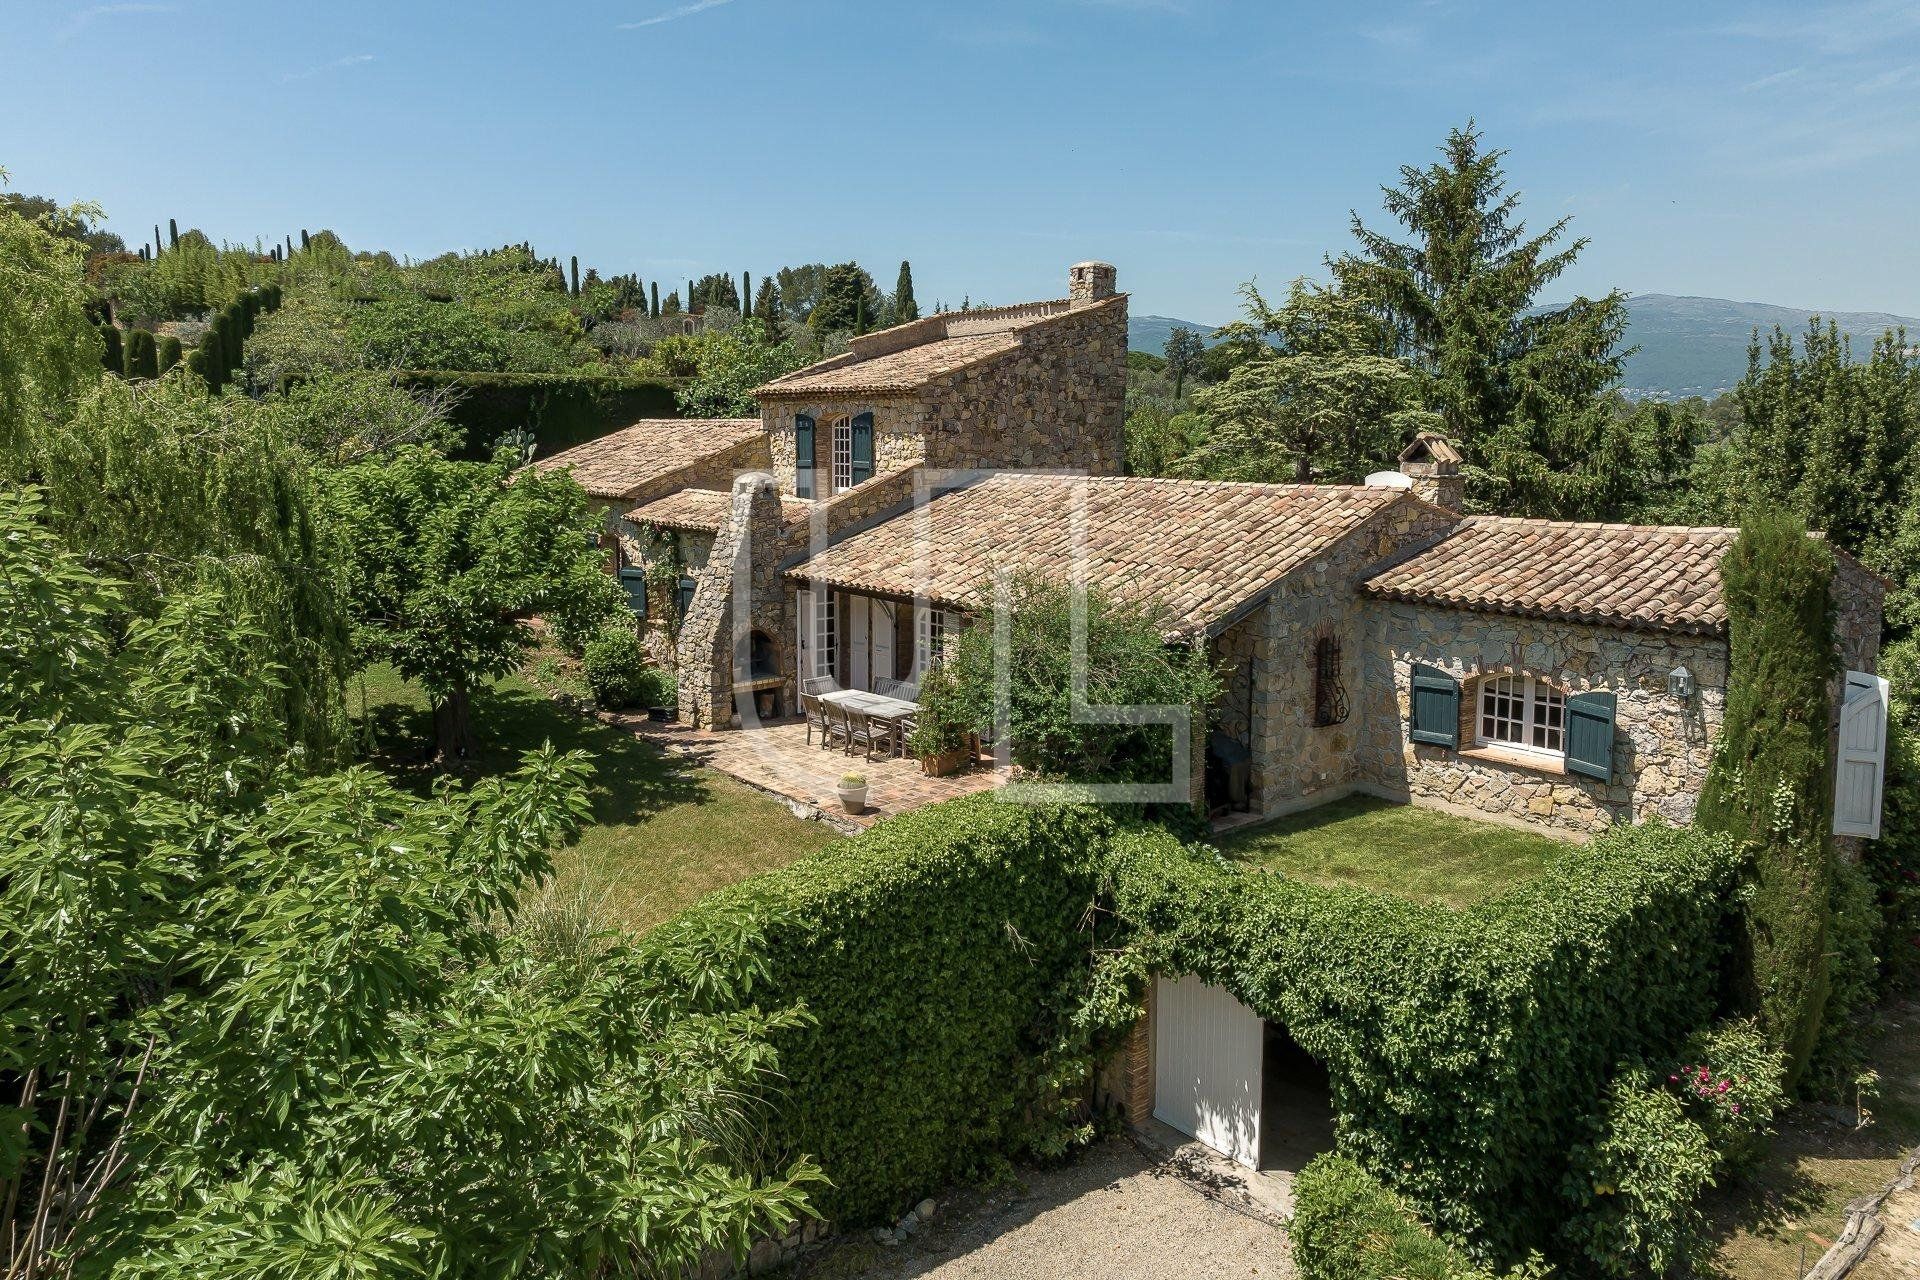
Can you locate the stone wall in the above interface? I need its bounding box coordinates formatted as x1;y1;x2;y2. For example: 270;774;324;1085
1360;603;1728;835
919;295;1127;478
764;399;929;500
674;475;793;728
1217;498;1456;816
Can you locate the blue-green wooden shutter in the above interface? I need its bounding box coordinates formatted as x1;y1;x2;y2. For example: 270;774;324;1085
677;575;696;618
850;412;874;485
1565;691;1616;782
1409;663;1460;748
617;567;648;617
794;413;815;498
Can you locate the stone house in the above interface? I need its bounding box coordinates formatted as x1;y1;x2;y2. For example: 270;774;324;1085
532;262;1891;841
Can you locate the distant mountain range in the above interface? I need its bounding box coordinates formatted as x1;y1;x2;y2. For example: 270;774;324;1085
1129;295;1920;401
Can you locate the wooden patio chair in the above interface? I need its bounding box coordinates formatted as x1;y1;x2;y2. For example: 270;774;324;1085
828;703;857;754
800;692;829;746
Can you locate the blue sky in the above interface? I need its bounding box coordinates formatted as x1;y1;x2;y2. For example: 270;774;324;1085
4;0;1918;322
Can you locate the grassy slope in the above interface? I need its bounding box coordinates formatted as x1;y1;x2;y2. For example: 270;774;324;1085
1215;793;1567;909
1705;1003;1920;1279
353;662;839;932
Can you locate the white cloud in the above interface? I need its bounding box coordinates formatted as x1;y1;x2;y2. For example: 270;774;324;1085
618;0;735;29
281;53;376;83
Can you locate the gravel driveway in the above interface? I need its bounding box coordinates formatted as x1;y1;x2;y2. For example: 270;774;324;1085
789;1137;1294;1280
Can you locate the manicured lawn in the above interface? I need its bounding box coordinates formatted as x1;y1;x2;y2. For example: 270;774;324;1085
352;663;840;932
1703;1003;1920;1280
1215;793;1567;909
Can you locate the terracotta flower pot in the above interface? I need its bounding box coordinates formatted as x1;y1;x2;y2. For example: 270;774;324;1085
920;746;970;777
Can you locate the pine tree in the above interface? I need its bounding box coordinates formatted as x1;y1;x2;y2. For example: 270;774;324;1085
1330;123;1628;502
662;290;682;316
124;329;159;379
99;324;124;375
753;277;781;330
893;260;919;322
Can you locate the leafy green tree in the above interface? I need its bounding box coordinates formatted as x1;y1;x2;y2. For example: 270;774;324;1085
1695;514;1838;1086
1162;325;1204;400
662;289;682;316
0;487;820;1275
912;571;1220;797
893;259;919;323
808;262;882;335
0;189;125;255
1331;123;1629;503
1186;280;1422;483
0;184;101;463
691;271;741;312
677;319;807;417
325;448;613;759
346;295;513;370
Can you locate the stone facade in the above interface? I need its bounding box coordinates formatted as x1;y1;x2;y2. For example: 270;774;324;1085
673;474;793;728
1362;603;1728;834
1208;500;1457;815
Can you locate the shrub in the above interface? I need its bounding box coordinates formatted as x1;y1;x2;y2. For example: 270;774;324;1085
1293;1154;1497;1280
1559;1071;1716;1278
1695;513;1838;1083
395;369;681;459
98;323;123;374
1100;818;1742;1259
1805;860;1882;1097
663;796;1119;1223
581;622;648;709
155;333;183;373
123;327;159;379
1865;718;1920;994
1667;1018;1786;1171
933;570;1221;791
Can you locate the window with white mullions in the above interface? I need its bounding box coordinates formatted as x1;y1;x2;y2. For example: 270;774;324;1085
830;416;853;493
914;604;947;675
1478;673;1565;755
813;590;837;680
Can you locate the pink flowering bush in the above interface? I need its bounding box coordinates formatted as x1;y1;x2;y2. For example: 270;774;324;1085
1666;1019;1785;1173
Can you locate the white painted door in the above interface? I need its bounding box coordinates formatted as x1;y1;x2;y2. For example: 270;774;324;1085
870;600;897;688
1153;973;1263;1169
847;595;870;691
1835;670;1890;838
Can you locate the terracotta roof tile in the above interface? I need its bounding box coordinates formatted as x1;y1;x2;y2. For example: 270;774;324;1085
758;332;1022;398
1363;517;1738;634
530;418;761;500
788;474;1413;638
627;486;814;532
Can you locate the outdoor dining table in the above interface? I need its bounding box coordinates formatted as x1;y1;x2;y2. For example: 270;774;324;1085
819;688;919;757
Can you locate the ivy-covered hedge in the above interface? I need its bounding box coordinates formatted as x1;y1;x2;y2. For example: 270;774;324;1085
1292;1154;1494;1280
398;370;683;459
662;795;1117;1224
1100;820;1743;1259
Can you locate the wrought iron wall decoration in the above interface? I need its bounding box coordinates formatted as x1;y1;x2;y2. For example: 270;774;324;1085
1314;635;1350;728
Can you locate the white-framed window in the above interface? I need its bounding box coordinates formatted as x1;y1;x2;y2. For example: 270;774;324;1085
1477;673;1565;755
830;415;853;494
813;589;837;679
914;605;948;675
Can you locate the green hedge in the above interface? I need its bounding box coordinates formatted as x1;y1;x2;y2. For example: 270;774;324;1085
1293;1154;1492;1280
659;795;1116;1224
397;370;684;460
1101;819;1742;1260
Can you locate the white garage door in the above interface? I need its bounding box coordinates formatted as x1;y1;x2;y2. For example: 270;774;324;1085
1153;973;1263;1169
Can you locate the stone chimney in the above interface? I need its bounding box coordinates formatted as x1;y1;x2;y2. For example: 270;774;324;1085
1069;261;1117;307
1398;431;1464;511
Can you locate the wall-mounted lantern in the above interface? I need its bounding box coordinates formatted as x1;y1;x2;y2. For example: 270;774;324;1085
1668;665;1694;702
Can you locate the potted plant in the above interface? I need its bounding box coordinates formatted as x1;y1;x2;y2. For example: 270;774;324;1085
836;772;868;814
908;667;975;777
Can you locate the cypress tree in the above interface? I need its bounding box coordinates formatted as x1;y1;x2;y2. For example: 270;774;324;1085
185;347;207;387
570;255;580;297
99;324;124;375
650;281;660;318
156;334;183;374
168;217;178;249
124;329;160;379
688;280;696;312
742;271;752;317
1696;514;1840;1086
300;229;311;251
893;260;919;322
154;224;163;256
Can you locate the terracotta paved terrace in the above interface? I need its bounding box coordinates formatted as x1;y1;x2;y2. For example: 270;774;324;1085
608;714;1003;830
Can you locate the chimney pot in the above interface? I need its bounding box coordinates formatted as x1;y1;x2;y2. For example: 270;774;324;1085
1069;261;1117;306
